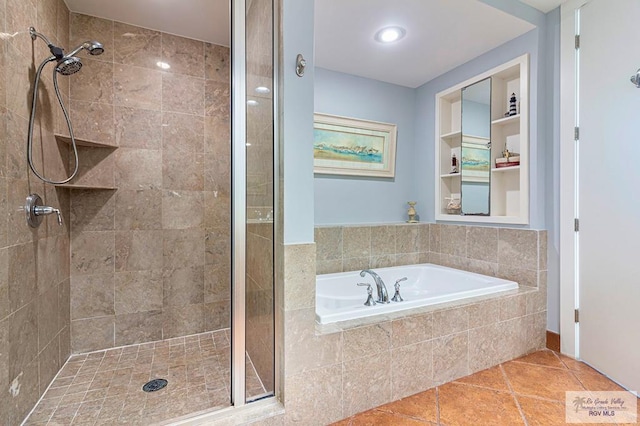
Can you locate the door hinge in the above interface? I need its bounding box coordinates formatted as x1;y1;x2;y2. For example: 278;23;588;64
575;35;580;49
574;218;580;232
574;309;580;323
574;126;580;140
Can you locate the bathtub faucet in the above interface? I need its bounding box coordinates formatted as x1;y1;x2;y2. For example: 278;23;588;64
359;269;390;304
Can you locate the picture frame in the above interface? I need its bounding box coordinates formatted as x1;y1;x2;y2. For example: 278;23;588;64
313;113;397;178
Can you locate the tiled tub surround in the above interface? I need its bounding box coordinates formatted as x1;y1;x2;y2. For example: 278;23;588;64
0;0;73;424
66;14;232;353
23;330;267;425
277;224;547;424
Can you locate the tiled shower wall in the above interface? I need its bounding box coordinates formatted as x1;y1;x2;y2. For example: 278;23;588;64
0;0;72;423
66;14;232;353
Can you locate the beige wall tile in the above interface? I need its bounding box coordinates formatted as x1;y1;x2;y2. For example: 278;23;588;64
205;300;230;331
114;270;162;314
440;225;466;257
163;266;204;306
115;310;163;346
113;22;161;69
70;58;113;104
114;107;162;149
9;301;38;379
390;341;433;400
433;331;469;384
162;190;204;229
314;227;342;262
467;299;501;328
499;294;527;321
204;264;230;303
205;43;230;83
343;351;391;417
539;230;548;270
70;274;114;319
433;306;469;338
70;190;116;232
418;223;430;253
466;227;498;262
343;226;371;259
205;80;231;118
114;65;162;110
284;308;342;376
396;225;420;254
284;364;343;426
497;264;538;288
162;304;204;338
396;253;420;266
371;254;396;269
8;242;37;312
162;33;205;78
69;101;115;146
342;257;369;273
115;148;161;190
315;259;342;275
162;73;205;116
70;231;114;276
498;228;538;270
114;189;162;230
371;225;396;256
284;244;315;310
115;231;163;271
70;316;114;353
391;313;432;348
343;322;391;361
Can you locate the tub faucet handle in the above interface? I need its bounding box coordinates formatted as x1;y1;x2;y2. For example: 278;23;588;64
357;283;377;306
391;277;407;302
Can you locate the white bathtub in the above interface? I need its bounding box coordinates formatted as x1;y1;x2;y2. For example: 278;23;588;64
316;264;518;324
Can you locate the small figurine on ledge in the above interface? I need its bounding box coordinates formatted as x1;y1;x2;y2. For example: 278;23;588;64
450;153;459;174
504;93;518;117
407;201;419;223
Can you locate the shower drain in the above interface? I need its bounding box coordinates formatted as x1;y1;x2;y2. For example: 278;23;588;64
142;379;168;392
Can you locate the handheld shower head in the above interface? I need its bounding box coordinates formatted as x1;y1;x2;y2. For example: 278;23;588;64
56;57;82;75
85;41;104;56
66;41;104;58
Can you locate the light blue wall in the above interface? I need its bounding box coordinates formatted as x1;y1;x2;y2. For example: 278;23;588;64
314;68;417;224
281;0;315;243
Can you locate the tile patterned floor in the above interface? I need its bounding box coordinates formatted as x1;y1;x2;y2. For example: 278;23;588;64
24;329;266;425
332;350;639;426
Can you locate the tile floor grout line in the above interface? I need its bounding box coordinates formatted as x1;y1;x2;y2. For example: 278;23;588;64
435;386;441;426
499;363;529;426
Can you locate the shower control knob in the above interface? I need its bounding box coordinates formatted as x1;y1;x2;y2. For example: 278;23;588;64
25;194;63;228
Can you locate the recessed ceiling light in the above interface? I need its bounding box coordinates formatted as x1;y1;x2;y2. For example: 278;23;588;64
156;61;170;70
374;26;406;44
255;86;270;94
247;100;259;106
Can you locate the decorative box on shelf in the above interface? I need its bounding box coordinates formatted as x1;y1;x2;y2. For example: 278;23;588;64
495;155;520;168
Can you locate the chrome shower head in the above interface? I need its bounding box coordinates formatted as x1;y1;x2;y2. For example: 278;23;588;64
66;41;104;58
56;57;82;75
85;41;104;56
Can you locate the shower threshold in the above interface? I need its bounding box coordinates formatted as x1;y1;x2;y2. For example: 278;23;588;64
23;329;265;425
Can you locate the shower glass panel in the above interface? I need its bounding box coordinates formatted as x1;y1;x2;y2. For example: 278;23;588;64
244;0;276;402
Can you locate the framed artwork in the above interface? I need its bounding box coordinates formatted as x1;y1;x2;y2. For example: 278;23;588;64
461;136;491;183
313;113;397;178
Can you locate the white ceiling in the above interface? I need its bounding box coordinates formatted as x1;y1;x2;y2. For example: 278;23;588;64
519;0;566;13
315;0;536;88
63;0;230;46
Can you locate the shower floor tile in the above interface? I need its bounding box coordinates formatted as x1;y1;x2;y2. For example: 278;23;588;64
24;329;267;425
333;349;640;425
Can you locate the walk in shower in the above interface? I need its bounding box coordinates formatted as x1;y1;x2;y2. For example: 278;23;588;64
0;0;275;424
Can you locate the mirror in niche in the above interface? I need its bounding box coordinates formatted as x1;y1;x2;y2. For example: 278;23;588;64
461;77;491;216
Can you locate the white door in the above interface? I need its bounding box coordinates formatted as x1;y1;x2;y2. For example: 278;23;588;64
579;0;640;392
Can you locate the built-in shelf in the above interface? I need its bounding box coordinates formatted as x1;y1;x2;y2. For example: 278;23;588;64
54;134;117;148
491;114;520;126
54;184;117;190
491;165;520;173
440;130;461;140
435;54;529;225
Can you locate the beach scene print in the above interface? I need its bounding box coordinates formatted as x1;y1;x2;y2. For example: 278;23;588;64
314;127;384;164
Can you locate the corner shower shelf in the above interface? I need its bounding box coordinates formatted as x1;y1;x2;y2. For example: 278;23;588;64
54;134;118;148
54;184;117;190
